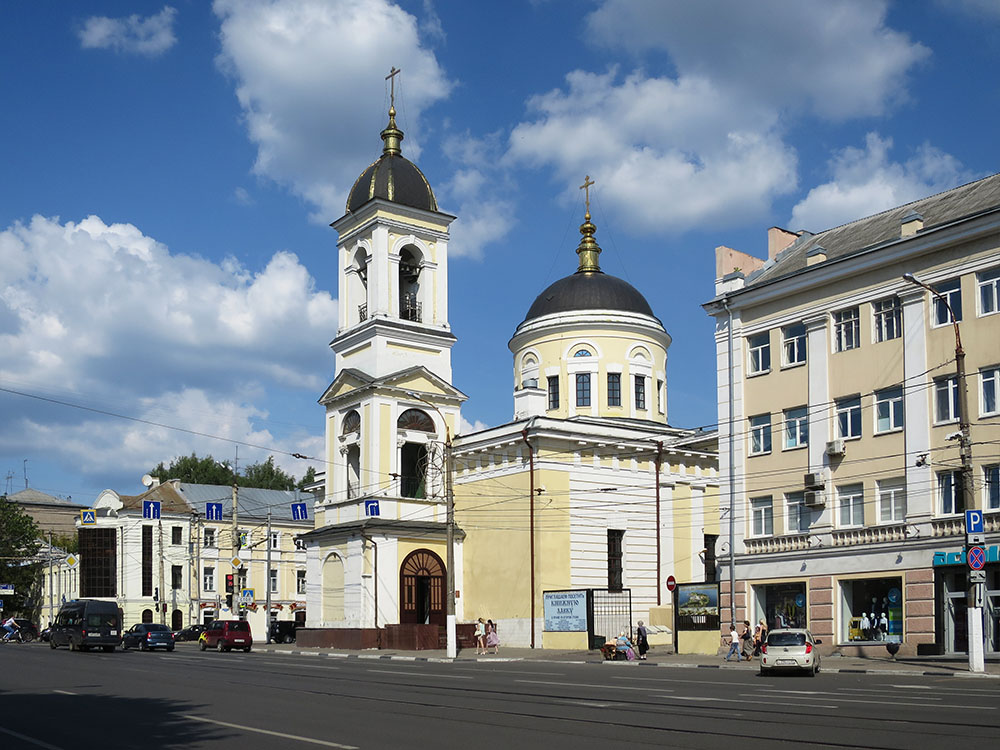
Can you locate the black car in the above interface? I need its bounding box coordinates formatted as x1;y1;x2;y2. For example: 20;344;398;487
269;620;298;643
13;619;39;642
173;623;207;642
122;623;175;651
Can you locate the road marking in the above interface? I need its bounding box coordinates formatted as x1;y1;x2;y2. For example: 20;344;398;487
183;715;358;749
891;684;933;689
366;669;472;679
672;696;839;709
52;690;77;696
551;699;629;708
0;726;65;750
516;679;657;692
455;668;567;676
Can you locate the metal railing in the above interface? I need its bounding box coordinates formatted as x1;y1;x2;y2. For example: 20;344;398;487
400;294;421;322
358;304;367;322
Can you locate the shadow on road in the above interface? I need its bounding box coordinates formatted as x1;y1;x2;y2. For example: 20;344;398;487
0;690;231;749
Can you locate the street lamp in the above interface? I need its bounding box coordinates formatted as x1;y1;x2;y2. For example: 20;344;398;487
902;272;982;673
404;391;457;659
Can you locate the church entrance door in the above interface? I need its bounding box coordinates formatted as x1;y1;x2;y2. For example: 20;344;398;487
400;549;445;626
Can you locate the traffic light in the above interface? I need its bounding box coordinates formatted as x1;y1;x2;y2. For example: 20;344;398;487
225;594;233;609
225;574;235;593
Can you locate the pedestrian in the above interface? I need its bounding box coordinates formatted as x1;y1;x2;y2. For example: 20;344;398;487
474;617;486;655
724;623;740;662
486;619;500;654
741;620;754;660
635;620;649;660
615;631;636;660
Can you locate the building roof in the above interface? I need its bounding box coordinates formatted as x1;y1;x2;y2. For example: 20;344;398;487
345;106;437;214
746;173;1000;289
107;481;312;522
6;488;78;507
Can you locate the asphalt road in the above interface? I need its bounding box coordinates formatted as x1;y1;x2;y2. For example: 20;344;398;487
1;643;997;749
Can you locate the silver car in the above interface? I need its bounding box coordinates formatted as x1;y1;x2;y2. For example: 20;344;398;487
760;628;821;676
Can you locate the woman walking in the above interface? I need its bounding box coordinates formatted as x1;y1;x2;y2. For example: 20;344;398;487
635;621;649;660
485;619;500;654
474;617;486;655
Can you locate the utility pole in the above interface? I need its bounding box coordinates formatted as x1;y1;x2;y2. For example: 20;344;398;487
903;273;982;673
192;511;200;628
48;531;53;627
265;508;272;644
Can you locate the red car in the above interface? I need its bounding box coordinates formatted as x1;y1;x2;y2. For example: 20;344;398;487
199;620;252;652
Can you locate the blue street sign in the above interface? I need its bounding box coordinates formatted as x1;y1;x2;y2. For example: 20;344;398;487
291;502;308;521
0;599;3;609
80;509;97;525
206;502;223;521
364;499;380;517
966;509;984;535
142;500;161;520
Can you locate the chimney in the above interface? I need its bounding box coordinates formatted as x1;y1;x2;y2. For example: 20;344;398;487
900;210;923;238
768;227;798;260
806;245;827;267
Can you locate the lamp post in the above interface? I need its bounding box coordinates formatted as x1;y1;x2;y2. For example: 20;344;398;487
902;272;982;673
404;391;457;659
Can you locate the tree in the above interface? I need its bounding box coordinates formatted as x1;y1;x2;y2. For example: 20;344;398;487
150;454;236;486
241;456;295;491
0;496;42;616
296;465;318;490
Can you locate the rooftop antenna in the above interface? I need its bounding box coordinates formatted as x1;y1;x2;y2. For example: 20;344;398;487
23;458;28;489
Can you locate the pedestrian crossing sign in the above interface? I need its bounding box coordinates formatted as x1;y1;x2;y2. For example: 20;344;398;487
80;509;97;525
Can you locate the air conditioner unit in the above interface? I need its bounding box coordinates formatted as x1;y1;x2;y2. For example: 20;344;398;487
825;439;846;457
804;490;825;507
804;472;825;490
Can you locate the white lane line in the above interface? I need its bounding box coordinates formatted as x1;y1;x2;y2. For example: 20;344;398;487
891;684;933;689
551;699;629;708
183;715;358;749
516;680;659;692
672;696;839;709
0;726;65;750
455;668;567;676
760;688;942;701
366;669;472;679
52;690;77;696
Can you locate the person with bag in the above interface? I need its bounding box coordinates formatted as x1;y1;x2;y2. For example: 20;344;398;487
474;617;486;655
635;620;649;660
741;620;754;661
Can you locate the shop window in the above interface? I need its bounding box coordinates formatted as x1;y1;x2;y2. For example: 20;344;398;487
837;484;864;527
833;307;860;352
932;278;962;325
783;406;808;449
749;414;771;455
839;578;902;644
750;497;773;537
781;323;806;366
607;373;621;407
872;297;901;342
547;376;559;410
978;266;1000;316
753;582;807;631
836;396;862;439
747;332;771;374
982;366;999;416
875;386;904;433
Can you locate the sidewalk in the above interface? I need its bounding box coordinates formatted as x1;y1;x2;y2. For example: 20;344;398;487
255;642;1000;678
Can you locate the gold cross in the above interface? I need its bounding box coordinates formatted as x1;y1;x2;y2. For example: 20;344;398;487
580;175;595;214
386;66;401;109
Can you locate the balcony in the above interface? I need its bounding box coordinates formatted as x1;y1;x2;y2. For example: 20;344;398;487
743;534;810;554
832;524;907;546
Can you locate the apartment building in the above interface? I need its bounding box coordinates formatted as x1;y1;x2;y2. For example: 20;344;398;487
704;175;1000;656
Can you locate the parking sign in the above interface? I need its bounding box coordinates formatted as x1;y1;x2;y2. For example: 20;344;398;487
966;509;984;535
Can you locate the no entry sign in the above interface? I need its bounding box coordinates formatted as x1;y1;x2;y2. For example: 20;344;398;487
666;575;677;592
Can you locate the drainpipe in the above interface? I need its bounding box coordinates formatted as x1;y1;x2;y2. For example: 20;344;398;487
521;420;536;648
655;441;662;607
722;298;736;626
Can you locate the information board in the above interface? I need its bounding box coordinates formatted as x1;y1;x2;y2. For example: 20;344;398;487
543;590;588;632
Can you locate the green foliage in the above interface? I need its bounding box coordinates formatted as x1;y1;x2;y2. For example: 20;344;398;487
296;465;318;490
150;453;301;490
50;533;79;554
0;496;43;616
241;456;295;491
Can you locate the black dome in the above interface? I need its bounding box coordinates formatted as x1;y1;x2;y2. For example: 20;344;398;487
523;271;657;323
347;153;438;213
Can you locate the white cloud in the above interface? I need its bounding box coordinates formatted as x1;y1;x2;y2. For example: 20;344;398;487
945;0;1000;21
78;6;178;57
507;69;797;232
0;214;336;481
213;0;451;223
585;0;929;119
459;415;489;436
789;133;977;231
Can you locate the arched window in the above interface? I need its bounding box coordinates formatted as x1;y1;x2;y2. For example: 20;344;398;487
352;248;369;324
342;410;361;435
141;608;153;624
397;408;435;432
399;246;422;322
574;349;593;357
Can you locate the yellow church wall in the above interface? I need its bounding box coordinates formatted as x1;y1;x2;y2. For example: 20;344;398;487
379;403;392;485
543;631;589;649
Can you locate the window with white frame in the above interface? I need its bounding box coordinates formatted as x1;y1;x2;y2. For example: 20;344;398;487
297;569;307;595
575;373;591;407
747;332;771;374
978;267;1000;316
838;484;864;527
938;470;964;515
203;566;215;592
932;278;962;325
784;406;808;449
657;379;665;414
934;375;959;423
985;465;1000;510
268;531;279;549
607;373;621;407
547;376;559;410
877;479;906;523
751;496;773;536
982;366;999;416
634;375;647;410
781;323;806;366
833;307;860;352
749;414;772;455
203;528;216;548
269;568;278;594
836;396;862;439
786;492;811;534
873;297;901;342
875;386;904;433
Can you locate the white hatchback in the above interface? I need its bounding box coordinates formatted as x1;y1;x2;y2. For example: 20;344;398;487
760;628;822;676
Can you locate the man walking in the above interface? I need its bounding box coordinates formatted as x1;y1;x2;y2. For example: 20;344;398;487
724;623;741;661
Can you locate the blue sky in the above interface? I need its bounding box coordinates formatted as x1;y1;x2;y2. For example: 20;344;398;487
2;0;999;502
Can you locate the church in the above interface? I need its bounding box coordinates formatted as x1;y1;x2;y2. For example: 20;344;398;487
301;89;719;651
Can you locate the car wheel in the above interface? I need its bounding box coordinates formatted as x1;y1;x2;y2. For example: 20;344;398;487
103;646;115;653
284;635;294;644
217;640;226;652
122;640;130;650
758;664;766;676
199;640;207;651
243;646;251;653
80;645;90;652
140;641;148;652
69;639;77;652
167;646;174;652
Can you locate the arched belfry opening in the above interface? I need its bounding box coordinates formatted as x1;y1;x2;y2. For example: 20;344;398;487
397;408;434;498
342;410;361;499
398;246;422;322
399;549;445;625
350;248;369;325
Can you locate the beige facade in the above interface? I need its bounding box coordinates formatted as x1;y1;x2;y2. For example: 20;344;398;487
705;174;1000;656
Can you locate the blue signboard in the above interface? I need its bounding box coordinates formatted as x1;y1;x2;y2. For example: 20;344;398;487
934;545;1000;566
291;502;308;521
142;500;161;520
364;499;380;517
206;502;223;521
966;509;984;535
80;509;97;525
543;590;588;632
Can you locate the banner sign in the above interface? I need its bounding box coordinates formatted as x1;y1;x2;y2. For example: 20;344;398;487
543;590;588;632
676;582;720;631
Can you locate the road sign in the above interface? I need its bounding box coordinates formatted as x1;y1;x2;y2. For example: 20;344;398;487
142;500;161;520
364;499;380;517
230;556;243;569
238;588;255;605
0;584;14;595
291;502;308;521
965;509;984;535
968;546;986;571
666;575;677;592
80;509;97;525
65;554;79;569
0;600;3;609
206;502;223;521
970;569;987;584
